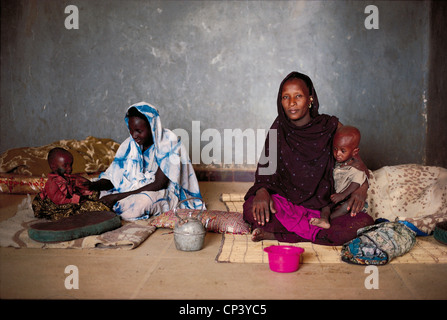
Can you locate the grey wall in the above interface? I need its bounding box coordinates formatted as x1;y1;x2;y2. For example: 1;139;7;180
427;1;447;168
1;0;441;170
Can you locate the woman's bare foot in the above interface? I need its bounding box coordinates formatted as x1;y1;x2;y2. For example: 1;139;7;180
251;228;275;242
309;218;330;229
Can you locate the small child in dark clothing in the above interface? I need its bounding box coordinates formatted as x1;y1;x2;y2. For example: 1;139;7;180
32;147;110;220
330;126;367;219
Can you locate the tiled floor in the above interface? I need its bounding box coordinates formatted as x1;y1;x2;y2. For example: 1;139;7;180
0;182;446;300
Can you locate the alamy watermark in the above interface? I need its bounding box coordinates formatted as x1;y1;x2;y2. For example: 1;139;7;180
173;121;277;175
64;265;79;290
64;5;79;30
364;5;379;30
64;4;379;31
364;265;379;289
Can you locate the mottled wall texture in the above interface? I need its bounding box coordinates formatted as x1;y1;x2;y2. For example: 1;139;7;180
1;0;446;170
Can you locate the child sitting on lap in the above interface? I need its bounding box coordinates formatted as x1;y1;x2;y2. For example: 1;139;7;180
32;147;111;220
330;126;367;219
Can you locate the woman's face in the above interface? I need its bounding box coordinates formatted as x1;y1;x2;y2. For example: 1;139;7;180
128;116;153;151
281;78;312;126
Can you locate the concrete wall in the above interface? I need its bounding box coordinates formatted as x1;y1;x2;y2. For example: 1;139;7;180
427;1;447;168
1;0;441;170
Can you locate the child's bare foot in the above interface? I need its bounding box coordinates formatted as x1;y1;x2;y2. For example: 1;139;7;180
251;228;275;242
309;218;330;229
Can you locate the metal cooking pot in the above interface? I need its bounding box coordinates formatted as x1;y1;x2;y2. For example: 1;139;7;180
173;197;206;252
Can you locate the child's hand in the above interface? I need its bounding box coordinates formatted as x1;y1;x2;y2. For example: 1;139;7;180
330;193;345;204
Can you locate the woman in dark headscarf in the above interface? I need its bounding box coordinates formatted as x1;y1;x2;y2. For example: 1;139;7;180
243;72;372;245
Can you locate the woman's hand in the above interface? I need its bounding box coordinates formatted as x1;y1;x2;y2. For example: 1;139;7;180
347;154;370;215
98;169;169;210
100;193;124;208
252;188;276;226
346;181;368;216
88;179;114;191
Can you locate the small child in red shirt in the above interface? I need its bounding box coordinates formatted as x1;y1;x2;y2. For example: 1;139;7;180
32;147;110;220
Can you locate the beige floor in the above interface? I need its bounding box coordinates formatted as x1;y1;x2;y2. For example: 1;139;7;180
0;182;446;300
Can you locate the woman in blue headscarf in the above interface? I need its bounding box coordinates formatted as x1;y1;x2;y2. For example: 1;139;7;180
89;102;203;220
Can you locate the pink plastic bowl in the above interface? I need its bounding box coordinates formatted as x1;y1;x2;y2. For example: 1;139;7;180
264;245;305;273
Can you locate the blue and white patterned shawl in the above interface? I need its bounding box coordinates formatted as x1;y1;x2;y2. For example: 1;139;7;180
100;102;203;210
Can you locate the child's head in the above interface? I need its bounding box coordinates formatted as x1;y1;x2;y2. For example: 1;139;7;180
333;126;361;163
47;147;73;175
126;107;154;151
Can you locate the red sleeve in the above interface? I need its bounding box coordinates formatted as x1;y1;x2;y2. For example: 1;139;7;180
44;176;80;205
72;175;94;196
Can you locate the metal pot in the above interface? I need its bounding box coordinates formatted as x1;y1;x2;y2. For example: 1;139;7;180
173;197;206;252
